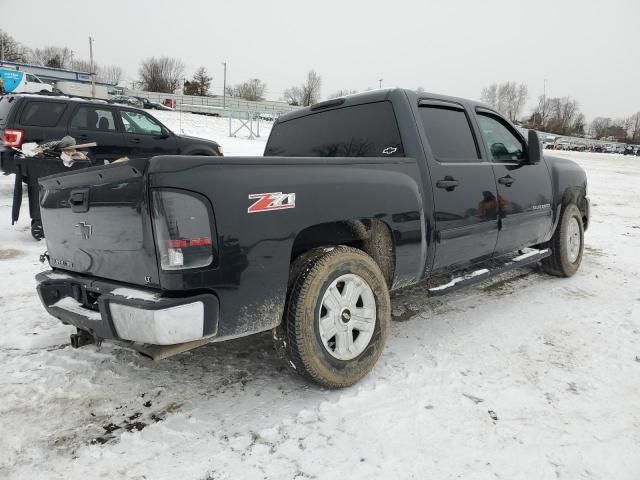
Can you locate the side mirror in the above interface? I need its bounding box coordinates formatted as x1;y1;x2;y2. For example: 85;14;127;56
527;130;541;164
156;128;171;139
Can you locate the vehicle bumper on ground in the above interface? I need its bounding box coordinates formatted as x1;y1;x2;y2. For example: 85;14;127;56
36;270;219;345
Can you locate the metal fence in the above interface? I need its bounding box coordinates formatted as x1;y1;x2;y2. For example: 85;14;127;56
125;89;298;118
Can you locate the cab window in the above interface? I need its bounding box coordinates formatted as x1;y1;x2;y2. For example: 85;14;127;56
418;105;479;162
70;106;116;131
20;101;66;127
119;110;163;135
476;113;525;162
265;101;404;157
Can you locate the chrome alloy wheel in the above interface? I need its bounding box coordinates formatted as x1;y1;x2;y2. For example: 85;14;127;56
566;216;581;263
318;274;376;361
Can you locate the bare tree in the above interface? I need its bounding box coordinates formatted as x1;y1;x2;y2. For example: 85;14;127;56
526;95;584;136
139;57;185;93
226;78;267;101
0;29;28;62
71;59;122;85
590;117;611;139
72;59;93;73
628;112;640;143
283;70;322;106
480;83;498;108
481;82;528;122
282;86;302;106
328;89;358;99
29;46;73;68
98;65;123;85
301;70;322;106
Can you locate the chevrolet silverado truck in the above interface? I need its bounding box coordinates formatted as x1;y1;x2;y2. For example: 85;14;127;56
35;89;589;388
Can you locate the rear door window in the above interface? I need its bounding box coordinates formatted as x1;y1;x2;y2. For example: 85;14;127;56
265;101;404;157
20;101;67;127
70;106;117;131
418;105;479;161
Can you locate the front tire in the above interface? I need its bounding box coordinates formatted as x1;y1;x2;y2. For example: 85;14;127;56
282;246;390;388
542;203;584;277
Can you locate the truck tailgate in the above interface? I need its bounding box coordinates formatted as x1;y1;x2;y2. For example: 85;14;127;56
39;159;160;287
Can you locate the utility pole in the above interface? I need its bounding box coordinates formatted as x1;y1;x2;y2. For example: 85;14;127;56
222;61;227;109
378;78;383;89
89;36;96;98
0;37;5;62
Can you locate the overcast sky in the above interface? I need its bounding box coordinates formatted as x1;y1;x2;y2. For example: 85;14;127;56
3;0;639;120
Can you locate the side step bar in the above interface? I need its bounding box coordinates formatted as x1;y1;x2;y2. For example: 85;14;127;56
427;248;551;297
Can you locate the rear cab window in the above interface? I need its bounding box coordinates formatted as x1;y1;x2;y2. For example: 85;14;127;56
20;101;67;127
265;101;404;157
418;103;479;162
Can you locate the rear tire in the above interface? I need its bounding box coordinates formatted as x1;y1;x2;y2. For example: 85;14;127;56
281;246;390;388
542;203;584;277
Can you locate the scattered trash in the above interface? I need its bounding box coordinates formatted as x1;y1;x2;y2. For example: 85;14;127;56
462;393;484;404
9;136;97;238
488;410;498;421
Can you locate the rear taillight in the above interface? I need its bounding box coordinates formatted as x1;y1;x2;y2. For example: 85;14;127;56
3;129;24;148
152;189;215;270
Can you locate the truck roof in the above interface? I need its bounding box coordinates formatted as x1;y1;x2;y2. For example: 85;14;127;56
278;88;490;123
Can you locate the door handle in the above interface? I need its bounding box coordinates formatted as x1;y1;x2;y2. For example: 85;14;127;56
132;138;142;144
498;175;515;186
436;177;459;191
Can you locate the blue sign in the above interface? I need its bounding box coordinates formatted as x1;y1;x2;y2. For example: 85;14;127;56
0;69;25;92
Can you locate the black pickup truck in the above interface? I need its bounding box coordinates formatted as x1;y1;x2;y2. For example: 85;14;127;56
35;89;589;388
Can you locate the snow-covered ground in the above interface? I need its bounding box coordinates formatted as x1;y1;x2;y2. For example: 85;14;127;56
0;113;639;479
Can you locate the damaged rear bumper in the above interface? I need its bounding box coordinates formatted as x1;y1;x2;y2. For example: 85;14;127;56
36;270;219;346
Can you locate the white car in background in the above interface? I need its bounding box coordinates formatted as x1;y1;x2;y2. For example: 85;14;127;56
0;69;53;94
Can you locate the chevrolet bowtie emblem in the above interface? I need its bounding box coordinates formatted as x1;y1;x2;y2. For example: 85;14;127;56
382;147;397;155
75;222;92;240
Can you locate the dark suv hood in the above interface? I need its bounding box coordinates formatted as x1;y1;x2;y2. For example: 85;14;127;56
173;134;222;155
177;134;220;147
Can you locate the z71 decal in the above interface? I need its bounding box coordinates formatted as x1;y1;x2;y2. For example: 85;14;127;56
248;192;296;213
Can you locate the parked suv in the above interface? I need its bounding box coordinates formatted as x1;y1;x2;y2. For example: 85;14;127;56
0;94;222;174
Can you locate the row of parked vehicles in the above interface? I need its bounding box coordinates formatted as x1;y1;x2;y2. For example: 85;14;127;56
545;142;640;155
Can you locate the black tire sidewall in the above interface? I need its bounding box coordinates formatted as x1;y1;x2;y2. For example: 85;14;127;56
557;204;584;276
288;248;390;388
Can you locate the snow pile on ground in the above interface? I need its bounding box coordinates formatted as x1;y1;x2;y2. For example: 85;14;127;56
149;109;273;156
0;130;639;479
